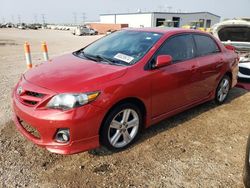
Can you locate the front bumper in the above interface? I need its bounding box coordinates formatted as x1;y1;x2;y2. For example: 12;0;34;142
12;81;105;155
238;63;250;80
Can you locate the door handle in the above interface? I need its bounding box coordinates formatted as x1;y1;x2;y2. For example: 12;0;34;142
191;65;198;73
216;60;224;68
216;63;223;68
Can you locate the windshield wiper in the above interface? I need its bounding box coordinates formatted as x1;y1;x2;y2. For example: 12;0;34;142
86;53;124;66
73;51;97;61
95;55;118;65
74;51;128;66
81;51;100;62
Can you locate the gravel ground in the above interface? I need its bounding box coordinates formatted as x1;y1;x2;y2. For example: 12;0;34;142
0;29;249;188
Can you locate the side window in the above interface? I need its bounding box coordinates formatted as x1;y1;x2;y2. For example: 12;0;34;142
194;35;220;56
155;34;195;63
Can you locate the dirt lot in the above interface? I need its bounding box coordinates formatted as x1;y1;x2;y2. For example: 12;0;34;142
0;29;249;188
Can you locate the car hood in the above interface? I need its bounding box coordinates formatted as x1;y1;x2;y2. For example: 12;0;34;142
24;53;128;93
212;19;250;62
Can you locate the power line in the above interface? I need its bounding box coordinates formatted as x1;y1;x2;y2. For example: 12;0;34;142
41;14;46;24
17;15;21;23
167;6;173;12
73;12;77;25
158;5;163;12
33;14;38;23
1;17;5;23
11;15;15;23
82;12;86;24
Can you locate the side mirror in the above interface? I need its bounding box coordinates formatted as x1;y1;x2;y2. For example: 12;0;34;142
155;55;172;68
225;45;236;52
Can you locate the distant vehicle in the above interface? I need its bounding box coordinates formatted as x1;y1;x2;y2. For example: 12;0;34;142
182;21;209;32
212;19;250;83
244;135;250;188
6;23;13;28
18;25;26;29
106;29;117;35
12;28;238;154
157;20;177;28
27;24;42;30
72;26;97;36
17;23;27;30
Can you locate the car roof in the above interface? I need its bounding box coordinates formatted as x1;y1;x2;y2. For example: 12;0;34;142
123;27;208;35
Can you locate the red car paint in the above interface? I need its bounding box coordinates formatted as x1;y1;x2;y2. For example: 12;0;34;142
236;82;250;91
12;28;238;154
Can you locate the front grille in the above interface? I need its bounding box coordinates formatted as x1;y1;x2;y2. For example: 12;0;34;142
239;67;250;76
18;90;46;107
238;77;250;83
23;100;38;105
26;91;44;98
18;117;40;139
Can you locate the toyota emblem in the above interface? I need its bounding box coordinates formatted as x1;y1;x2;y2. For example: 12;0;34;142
17;86;23;95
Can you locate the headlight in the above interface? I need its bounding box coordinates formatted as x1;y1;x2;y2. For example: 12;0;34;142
47;91;100;110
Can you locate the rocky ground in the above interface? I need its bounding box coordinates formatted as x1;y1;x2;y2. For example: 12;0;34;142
0;29;249;188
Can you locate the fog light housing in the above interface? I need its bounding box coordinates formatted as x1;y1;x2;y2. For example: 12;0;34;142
55;129;70;143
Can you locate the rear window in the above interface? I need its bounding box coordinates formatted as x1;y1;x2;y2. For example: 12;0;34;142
218;26;250;42
194;35;220;56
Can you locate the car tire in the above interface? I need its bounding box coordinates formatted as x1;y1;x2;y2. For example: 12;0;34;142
100;103;143;151
244;135;250;188
215;75;231;105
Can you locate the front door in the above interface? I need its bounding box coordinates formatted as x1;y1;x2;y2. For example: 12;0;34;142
151;34;199;118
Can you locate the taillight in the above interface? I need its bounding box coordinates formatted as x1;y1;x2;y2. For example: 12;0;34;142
225;45;236;51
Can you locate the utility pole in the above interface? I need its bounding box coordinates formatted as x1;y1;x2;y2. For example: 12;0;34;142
11;15;15;23
73;12;77;25
33;14;38;23
167;6;172;12
17;15;21;24
1;17;5;24
82;13;86;24
158;5;163;12
41;14;46;25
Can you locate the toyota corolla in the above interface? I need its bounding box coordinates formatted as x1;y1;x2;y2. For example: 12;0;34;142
12;28;239;154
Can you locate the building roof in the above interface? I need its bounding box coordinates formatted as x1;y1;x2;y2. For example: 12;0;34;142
100;11;220;18
124;27;211;35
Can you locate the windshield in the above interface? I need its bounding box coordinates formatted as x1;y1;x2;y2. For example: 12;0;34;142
77;30;162;65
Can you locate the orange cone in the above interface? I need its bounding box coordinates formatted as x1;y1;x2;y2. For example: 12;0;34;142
24;42;32;69
41;42;49;61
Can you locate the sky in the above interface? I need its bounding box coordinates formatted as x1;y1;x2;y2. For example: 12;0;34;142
0;0;250;24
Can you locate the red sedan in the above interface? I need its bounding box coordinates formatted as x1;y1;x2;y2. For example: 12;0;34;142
12;28;239;154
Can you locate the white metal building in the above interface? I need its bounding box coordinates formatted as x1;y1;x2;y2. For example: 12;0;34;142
100;12;220;28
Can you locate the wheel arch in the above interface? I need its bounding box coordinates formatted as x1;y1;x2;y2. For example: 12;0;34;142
225;71;233;88
99;97;147;135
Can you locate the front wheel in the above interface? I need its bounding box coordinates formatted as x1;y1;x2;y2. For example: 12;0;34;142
215;75;231;105
100;103;142;151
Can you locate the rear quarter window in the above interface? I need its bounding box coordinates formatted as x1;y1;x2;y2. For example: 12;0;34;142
194;34;220;56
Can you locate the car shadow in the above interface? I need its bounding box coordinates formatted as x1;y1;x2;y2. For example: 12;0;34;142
88;87;248;156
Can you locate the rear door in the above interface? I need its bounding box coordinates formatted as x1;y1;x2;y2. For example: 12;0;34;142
151;34;200;118
193;34;224;98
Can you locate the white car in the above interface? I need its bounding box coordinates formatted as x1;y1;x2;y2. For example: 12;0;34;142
212;19;250;82
72;26;97;36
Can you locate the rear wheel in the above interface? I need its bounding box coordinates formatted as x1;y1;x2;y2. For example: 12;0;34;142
215;75;231;104
100;103;142;151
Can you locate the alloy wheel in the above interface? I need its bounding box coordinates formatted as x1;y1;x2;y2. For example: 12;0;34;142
108;108;139;148
217;78;230;102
